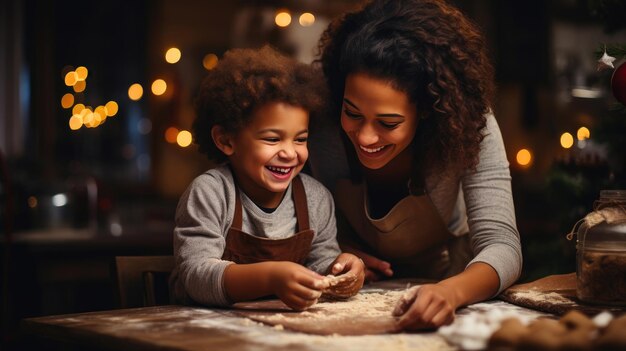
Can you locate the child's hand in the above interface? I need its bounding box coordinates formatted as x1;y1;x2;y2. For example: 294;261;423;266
323;253;365;298
392;284;457;330
268;262;327;311
340;245;393;282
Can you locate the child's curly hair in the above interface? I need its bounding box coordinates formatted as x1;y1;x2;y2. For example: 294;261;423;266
317;0;495;176
193;46;326;163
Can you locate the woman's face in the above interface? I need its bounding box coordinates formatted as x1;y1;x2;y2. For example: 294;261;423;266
341;72;419;170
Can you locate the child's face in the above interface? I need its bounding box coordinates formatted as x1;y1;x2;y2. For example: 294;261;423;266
228;102;309;207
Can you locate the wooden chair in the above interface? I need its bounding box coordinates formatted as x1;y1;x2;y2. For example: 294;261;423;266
113;256;175;308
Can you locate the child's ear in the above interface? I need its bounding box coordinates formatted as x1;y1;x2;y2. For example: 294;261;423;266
211;125;235;156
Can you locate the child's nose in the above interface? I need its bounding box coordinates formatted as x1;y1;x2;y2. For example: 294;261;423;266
278;144;296;159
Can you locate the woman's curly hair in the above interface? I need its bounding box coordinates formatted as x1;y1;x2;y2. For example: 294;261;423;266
193;46;326;163
317;0;494;176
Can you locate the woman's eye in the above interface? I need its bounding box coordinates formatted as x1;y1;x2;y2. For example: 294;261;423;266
379;121;400;129
343;109;362;119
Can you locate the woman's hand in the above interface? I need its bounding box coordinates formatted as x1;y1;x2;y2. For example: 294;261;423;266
341;245;393;282
268;262;328;311
392;284;458;330
325;253;366;297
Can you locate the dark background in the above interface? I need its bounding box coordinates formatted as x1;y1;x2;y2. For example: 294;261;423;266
1;0;626;350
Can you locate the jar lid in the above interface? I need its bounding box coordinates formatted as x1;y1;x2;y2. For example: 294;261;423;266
578;221;626;249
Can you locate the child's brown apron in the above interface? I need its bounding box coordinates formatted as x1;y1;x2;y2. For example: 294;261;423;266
334;178;467;279
222;176;314;264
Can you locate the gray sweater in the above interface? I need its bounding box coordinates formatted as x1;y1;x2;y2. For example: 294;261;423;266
309;114;522;294
171;165;341;307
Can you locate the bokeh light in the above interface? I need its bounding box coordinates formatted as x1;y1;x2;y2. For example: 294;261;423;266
151;79;167;96
165;127;179;143
275;11;291;27
75;66;88;81
560;132;574;149
299;13;315;26
203;54;218;70
64;71;78;86
73;80;86;93
61;93;74;109
577;127;590;140
516;149;532;166
69;115;83;130
176;130;192;147
105;101;118;116
72;103;85;115
128;83;143;101
165;47;181;64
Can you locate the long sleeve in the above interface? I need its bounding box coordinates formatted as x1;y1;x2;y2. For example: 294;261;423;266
171;169;236;307
462;114;522;294
301;174;342;274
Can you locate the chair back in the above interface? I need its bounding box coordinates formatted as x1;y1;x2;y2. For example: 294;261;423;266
114;256;175;308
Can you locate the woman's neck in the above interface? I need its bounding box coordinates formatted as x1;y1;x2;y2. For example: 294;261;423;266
363;148;415;218
363;147;414;187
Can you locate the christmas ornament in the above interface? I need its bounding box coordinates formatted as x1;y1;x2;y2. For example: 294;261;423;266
597;50;616;71
611;61;626;105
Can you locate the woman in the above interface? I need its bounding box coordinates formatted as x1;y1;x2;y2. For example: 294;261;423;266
310;0;522;330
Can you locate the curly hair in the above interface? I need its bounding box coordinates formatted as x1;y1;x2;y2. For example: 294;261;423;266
317;0;494;175
193;46;326;163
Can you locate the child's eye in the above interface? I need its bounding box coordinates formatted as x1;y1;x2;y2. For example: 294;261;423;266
262;138;280;143
295;137;308;143
379;121;400;129
343;109;362;119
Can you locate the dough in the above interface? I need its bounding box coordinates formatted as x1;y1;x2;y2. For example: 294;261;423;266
487;317;527;349
594;314;626;350
560;310;595;331
321;273;360;299
516;319;568;351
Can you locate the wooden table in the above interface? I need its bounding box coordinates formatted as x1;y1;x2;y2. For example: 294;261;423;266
22;281;549;351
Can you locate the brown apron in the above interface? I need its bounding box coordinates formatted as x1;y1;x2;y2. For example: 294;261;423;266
222;176;314;264
334;178;466;279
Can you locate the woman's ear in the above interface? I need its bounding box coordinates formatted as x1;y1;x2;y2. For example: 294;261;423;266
211;125;235;156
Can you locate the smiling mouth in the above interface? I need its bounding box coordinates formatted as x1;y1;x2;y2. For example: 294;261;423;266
359;144;388;154
266;165;294;176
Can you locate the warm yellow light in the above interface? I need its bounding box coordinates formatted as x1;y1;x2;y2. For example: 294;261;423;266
275;11;291;27
165;47;181;64
176;130;192;147
151;79;167;96
299;13;315;26
93;111;104;127
516;149;532;166
75;66;88;81
165;127;179;143
104;101;118;116
69;115;83;130
73;80;86;93
83;111;94;127
61;93;74;109
577;127;590;140
202;54;219;70
95;106;107;122
128;83;143;101
560;132;574;149
64;71;78;86
72;103;85;115
27;196;38;208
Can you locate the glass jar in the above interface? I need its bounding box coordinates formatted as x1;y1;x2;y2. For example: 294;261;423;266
575;190;626;306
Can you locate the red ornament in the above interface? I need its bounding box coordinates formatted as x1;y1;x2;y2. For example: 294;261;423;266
612;61;626;105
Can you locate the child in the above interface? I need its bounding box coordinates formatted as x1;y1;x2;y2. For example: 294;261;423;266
170;46;365;311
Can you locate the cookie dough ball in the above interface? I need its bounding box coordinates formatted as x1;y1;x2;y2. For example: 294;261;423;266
488;318;527;350
559;328;594;351
517;319;567;351
594;314;626;351
559;310;595;331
